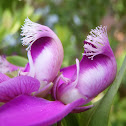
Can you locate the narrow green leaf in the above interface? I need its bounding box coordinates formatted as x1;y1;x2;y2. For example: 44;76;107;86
80;56;126;126
6;56;28;67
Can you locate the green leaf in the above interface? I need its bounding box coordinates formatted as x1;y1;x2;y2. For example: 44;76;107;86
79;56;126;126
6;56;28;67
5;71;19;78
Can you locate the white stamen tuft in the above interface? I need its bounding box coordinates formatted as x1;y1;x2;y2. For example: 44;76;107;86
83;25;108;60
21;18;42;51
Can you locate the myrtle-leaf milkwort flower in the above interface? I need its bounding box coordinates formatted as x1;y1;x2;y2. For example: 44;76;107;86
20;18;64;96
53;26;117;106
0;18;84;126
0;19;117;125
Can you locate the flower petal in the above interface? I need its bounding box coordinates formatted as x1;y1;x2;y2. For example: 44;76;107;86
55;59;85;104
54;63;76;93
52;59;79;102
0;95;84;126
78;26;117;98
0;76;40;102
60;64;76;80
78;55;117;98
21;18;64;84
55;26;117;105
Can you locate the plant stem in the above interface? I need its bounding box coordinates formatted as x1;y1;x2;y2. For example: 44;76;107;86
57;121;61;126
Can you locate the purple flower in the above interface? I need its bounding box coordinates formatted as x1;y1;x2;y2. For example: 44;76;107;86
19;18;64;96
0;19;84;125
0;74;84;125
0;45;83;125
53;26;117;106
0;21;117;126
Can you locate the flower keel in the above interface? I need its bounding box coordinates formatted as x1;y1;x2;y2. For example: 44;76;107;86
54;26;117;106
20;18;64;93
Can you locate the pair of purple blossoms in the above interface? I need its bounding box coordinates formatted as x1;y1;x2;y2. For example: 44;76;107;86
0;18;117;126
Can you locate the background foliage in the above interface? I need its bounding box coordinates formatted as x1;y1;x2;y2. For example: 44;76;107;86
0;0;126;125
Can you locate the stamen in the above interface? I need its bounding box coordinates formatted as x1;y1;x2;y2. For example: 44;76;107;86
83;26;108;60
21;18;47;51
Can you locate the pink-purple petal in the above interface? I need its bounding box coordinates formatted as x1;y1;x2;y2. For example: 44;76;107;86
29;37;63;82
54;26;117;105
21;18;64;85
0;95;84;126
0;76;40;102
57;64;76;89
78;55;117;98
60;64;76;80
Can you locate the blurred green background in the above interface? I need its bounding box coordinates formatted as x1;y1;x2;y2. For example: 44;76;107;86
0;0;126;125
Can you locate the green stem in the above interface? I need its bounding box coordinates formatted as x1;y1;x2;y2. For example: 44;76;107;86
57;121;61;126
